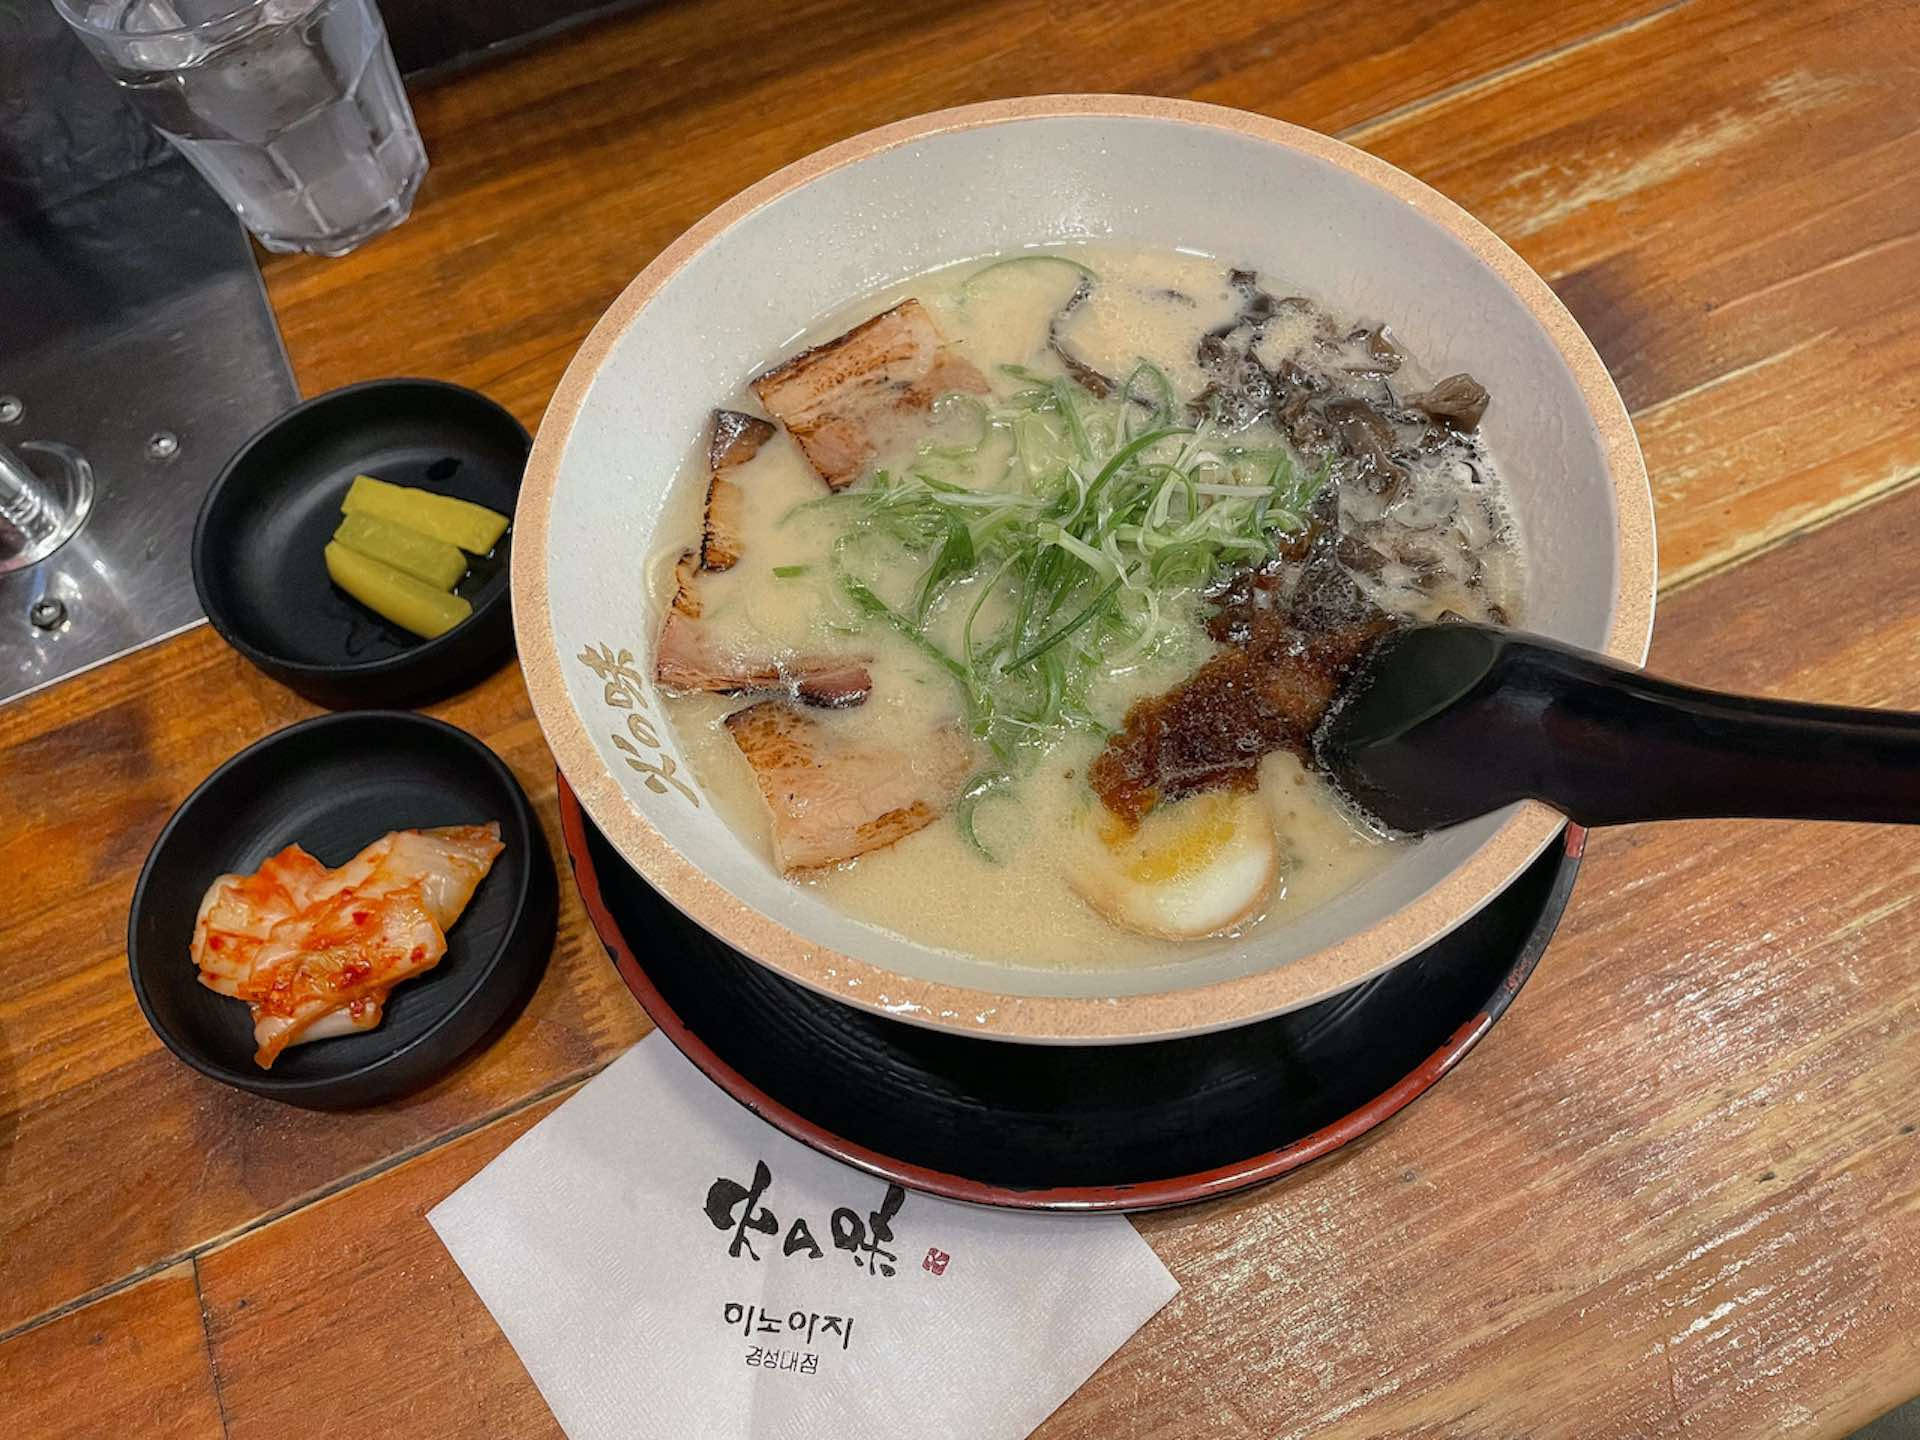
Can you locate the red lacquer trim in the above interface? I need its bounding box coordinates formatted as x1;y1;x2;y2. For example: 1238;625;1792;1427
559;776;1572;1212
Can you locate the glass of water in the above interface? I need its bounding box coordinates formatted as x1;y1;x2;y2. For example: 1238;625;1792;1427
53;0;428;256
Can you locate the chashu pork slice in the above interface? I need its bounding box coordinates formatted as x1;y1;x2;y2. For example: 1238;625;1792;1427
751;299;988;490
700;408;776;572
654;411;873;708
654;549;872;708
723;701;974;872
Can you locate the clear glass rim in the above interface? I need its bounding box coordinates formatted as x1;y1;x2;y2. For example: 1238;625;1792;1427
51;0;280;41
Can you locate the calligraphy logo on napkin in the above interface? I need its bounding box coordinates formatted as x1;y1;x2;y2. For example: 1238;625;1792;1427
705;1159;913;1275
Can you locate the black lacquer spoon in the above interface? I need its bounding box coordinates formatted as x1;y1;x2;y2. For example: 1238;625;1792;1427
1317;622;1920;833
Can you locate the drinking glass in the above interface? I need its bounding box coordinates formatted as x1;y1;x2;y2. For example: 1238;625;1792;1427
52;0;428;256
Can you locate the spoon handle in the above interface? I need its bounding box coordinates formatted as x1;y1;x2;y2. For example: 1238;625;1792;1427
1328;626;1920;831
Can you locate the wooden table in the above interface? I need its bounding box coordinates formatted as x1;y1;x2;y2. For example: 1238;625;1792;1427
5;0;1917;1434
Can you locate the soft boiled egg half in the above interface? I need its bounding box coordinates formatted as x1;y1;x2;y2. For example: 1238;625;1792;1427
1067;790;1280;939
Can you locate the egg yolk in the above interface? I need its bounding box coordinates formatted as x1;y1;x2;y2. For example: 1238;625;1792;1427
1110;794;1242;884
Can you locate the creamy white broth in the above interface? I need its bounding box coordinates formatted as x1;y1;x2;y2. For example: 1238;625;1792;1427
654;245;1524;970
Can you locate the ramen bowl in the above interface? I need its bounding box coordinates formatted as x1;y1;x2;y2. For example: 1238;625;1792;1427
512;95;1654;1043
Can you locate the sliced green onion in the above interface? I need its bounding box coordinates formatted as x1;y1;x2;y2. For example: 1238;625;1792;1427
1051;379;1094;461
963;554;1018;670
1036;522;1119;578
1192;482;1279;498
1120;361;1177;426
955;769;1014;861
1080;425;1194;516
1002;577;1123;672
836;570;971;683
911;516;976;622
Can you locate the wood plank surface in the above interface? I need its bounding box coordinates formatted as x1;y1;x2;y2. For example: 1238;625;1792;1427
2;0;1917;1435
0;1265;225;1439
195;1098;567;1440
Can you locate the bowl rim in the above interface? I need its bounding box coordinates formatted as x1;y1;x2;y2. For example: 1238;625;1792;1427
191;376;529;685
126;708;542;1098
512;94;1656;1043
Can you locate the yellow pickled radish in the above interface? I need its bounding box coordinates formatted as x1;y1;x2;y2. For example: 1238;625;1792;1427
332;512;467;590
341;474;508;554
324;542;473;639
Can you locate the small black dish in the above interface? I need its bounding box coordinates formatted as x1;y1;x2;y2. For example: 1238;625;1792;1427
192;378;529;708
559;778;1583;1210
130;711;557;1109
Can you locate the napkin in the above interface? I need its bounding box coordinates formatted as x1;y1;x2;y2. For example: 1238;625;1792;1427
429;1034;1178;1440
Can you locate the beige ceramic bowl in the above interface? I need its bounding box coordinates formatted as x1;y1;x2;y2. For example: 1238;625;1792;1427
513;95;1655;1044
